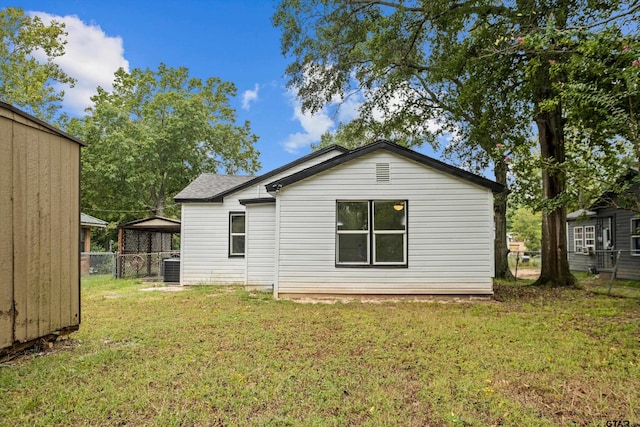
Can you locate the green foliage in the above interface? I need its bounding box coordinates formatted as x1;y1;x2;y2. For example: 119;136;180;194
509;207;542;251
0;7;75;122
69;64;260;224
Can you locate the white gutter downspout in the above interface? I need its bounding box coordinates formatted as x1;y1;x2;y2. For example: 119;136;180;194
272;185;282;299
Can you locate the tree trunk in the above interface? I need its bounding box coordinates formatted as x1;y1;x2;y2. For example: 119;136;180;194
493;159;515;280
532;97;576;287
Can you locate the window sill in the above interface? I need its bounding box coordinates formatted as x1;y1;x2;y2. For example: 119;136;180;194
335;263;408;269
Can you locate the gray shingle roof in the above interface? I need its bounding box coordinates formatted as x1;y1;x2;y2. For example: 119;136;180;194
81;212;108;228
567;209;597;220
174;174;254;201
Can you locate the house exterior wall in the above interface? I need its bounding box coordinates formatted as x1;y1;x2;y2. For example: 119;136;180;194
245;203;276;290
179;149;344;285
0;107;80;351
274;151;495;296
179;202;246;284
567;208;640;280
603;207;640;280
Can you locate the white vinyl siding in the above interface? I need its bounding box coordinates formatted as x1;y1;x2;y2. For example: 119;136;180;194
179;147;345;285
245;203;276;289
179;202;246;284
274;151;494;295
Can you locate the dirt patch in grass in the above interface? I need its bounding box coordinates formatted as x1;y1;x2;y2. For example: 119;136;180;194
139;285;187;292
288;294;494;304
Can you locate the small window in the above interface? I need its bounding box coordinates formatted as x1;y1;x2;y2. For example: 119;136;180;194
632;218;640;256
229;212;245;257
584;226;596;253
573;227;583;253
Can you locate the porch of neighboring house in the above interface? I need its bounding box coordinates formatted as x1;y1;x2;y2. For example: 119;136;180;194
80;212;108;274
117;217;181;281
567;208;637;280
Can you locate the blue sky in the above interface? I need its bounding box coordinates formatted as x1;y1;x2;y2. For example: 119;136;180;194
9;0;442;174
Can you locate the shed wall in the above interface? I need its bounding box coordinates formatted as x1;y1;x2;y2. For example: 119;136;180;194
0;109;80;350
275;151;495;295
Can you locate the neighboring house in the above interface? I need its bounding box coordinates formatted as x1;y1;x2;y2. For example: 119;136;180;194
0;102;85;354
81;212;108;252
567;169;640;280
175;140;503;298
80;213;108;275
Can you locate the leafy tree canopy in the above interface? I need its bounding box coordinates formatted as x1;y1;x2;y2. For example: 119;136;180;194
0;7;75;121
68;63;260;224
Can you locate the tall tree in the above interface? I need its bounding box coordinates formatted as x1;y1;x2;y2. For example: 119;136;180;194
69;64;260;223
0;7;75;121
274;0;637;286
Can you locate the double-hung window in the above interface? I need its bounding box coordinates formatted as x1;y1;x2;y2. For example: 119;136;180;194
584;226;596;253
573;227;584;253
336;200;407;266
632;218;640;256
229;212;245;257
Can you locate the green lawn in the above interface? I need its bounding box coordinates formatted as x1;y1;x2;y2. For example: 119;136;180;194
1;276;639;426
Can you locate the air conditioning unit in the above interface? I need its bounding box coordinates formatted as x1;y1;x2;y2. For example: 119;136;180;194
163;258;180;283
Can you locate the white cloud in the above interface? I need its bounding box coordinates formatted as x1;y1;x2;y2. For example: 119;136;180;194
29;11;129;115
241;84;259;110
281;70;453;154
282;89;334;153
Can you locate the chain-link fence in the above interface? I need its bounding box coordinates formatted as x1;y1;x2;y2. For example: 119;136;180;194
81;252;117;276
81;251;181;281
117;251;180;280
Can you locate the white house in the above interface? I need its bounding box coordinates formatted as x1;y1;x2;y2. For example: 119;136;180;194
174;140;503;298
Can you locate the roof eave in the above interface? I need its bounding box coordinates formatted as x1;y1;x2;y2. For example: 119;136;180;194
266;140;505;193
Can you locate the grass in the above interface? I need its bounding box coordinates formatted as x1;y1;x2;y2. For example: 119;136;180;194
1;275;639;426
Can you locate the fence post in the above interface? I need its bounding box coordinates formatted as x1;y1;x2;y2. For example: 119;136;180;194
607;250;621;295
112;252;117;278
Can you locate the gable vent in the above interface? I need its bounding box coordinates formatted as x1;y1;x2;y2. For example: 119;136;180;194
376;163;390;182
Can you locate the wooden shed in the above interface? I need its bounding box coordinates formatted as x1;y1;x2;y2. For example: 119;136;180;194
0;102;85;355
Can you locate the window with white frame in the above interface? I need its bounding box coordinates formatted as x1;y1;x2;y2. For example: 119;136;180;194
229;212;245;257
632;218;640;256
336;200;407;266
573;227;584;253
584;226;596;253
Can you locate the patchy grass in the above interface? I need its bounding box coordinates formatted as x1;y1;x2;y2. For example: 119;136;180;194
1;276;639;426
